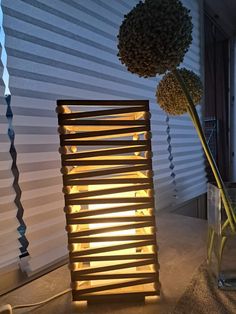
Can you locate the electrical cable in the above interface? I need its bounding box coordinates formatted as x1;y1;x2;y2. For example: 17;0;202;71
12;288;71;310
0;282;85;313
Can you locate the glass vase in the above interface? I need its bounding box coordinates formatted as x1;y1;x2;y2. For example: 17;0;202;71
207;182;236;290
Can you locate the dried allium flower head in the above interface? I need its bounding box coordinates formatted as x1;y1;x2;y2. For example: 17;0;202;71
156;68;203;115
117;0;193;78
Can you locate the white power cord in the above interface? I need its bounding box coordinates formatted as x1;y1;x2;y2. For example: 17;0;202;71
0;288;72;313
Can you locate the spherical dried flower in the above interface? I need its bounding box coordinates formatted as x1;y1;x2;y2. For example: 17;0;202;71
156;68;203;115
117;0;193;78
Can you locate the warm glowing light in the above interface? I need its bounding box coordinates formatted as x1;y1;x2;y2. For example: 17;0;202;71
89;186;136;284
57;100;160;302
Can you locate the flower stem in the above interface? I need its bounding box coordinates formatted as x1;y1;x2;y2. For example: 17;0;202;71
173;69;236;232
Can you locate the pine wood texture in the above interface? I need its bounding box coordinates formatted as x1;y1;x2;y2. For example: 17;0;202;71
57;100;160;302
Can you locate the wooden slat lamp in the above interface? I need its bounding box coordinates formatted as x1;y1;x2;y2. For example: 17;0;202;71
57;100;160;303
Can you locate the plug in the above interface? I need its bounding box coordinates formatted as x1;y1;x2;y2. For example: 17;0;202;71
0;304;12;314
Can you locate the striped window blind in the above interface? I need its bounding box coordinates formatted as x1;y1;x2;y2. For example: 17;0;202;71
1;0;205;274
168;0;207;205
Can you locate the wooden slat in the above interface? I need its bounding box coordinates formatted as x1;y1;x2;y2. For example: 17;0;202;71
63;159;150;166
68;234;155;243
66;197;153;206
59;119;148;126
72;272;157;281
64;164;151;179
65;178;151;185
70;253;156;262
71;278;155;295
70;240;155;256
72;259;155;276
58;105;147;120
57;100;149;107
67;216;154;224
65;202;153;218
61;140;149;146
65;184;152;199
72;290;158;302
62;145;149;159
61;126;149;139
68;221;154;238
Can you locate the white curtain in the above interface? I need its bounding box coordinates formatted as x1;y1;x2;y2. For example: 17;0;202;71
0;44;20;272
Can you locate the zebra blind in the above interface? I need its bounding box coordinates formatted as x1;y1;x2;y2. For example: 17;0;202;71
169;0;207;204
1;0;205;274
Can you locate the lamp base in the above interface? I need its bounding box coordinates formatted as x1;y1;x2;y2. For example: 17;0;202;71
87;295;145;304
73;291;160;305
72;289;160;303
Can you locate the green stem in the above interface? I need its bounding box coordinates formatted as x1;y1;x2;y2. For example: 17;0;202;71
222;219;229;233
173;69;236;232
